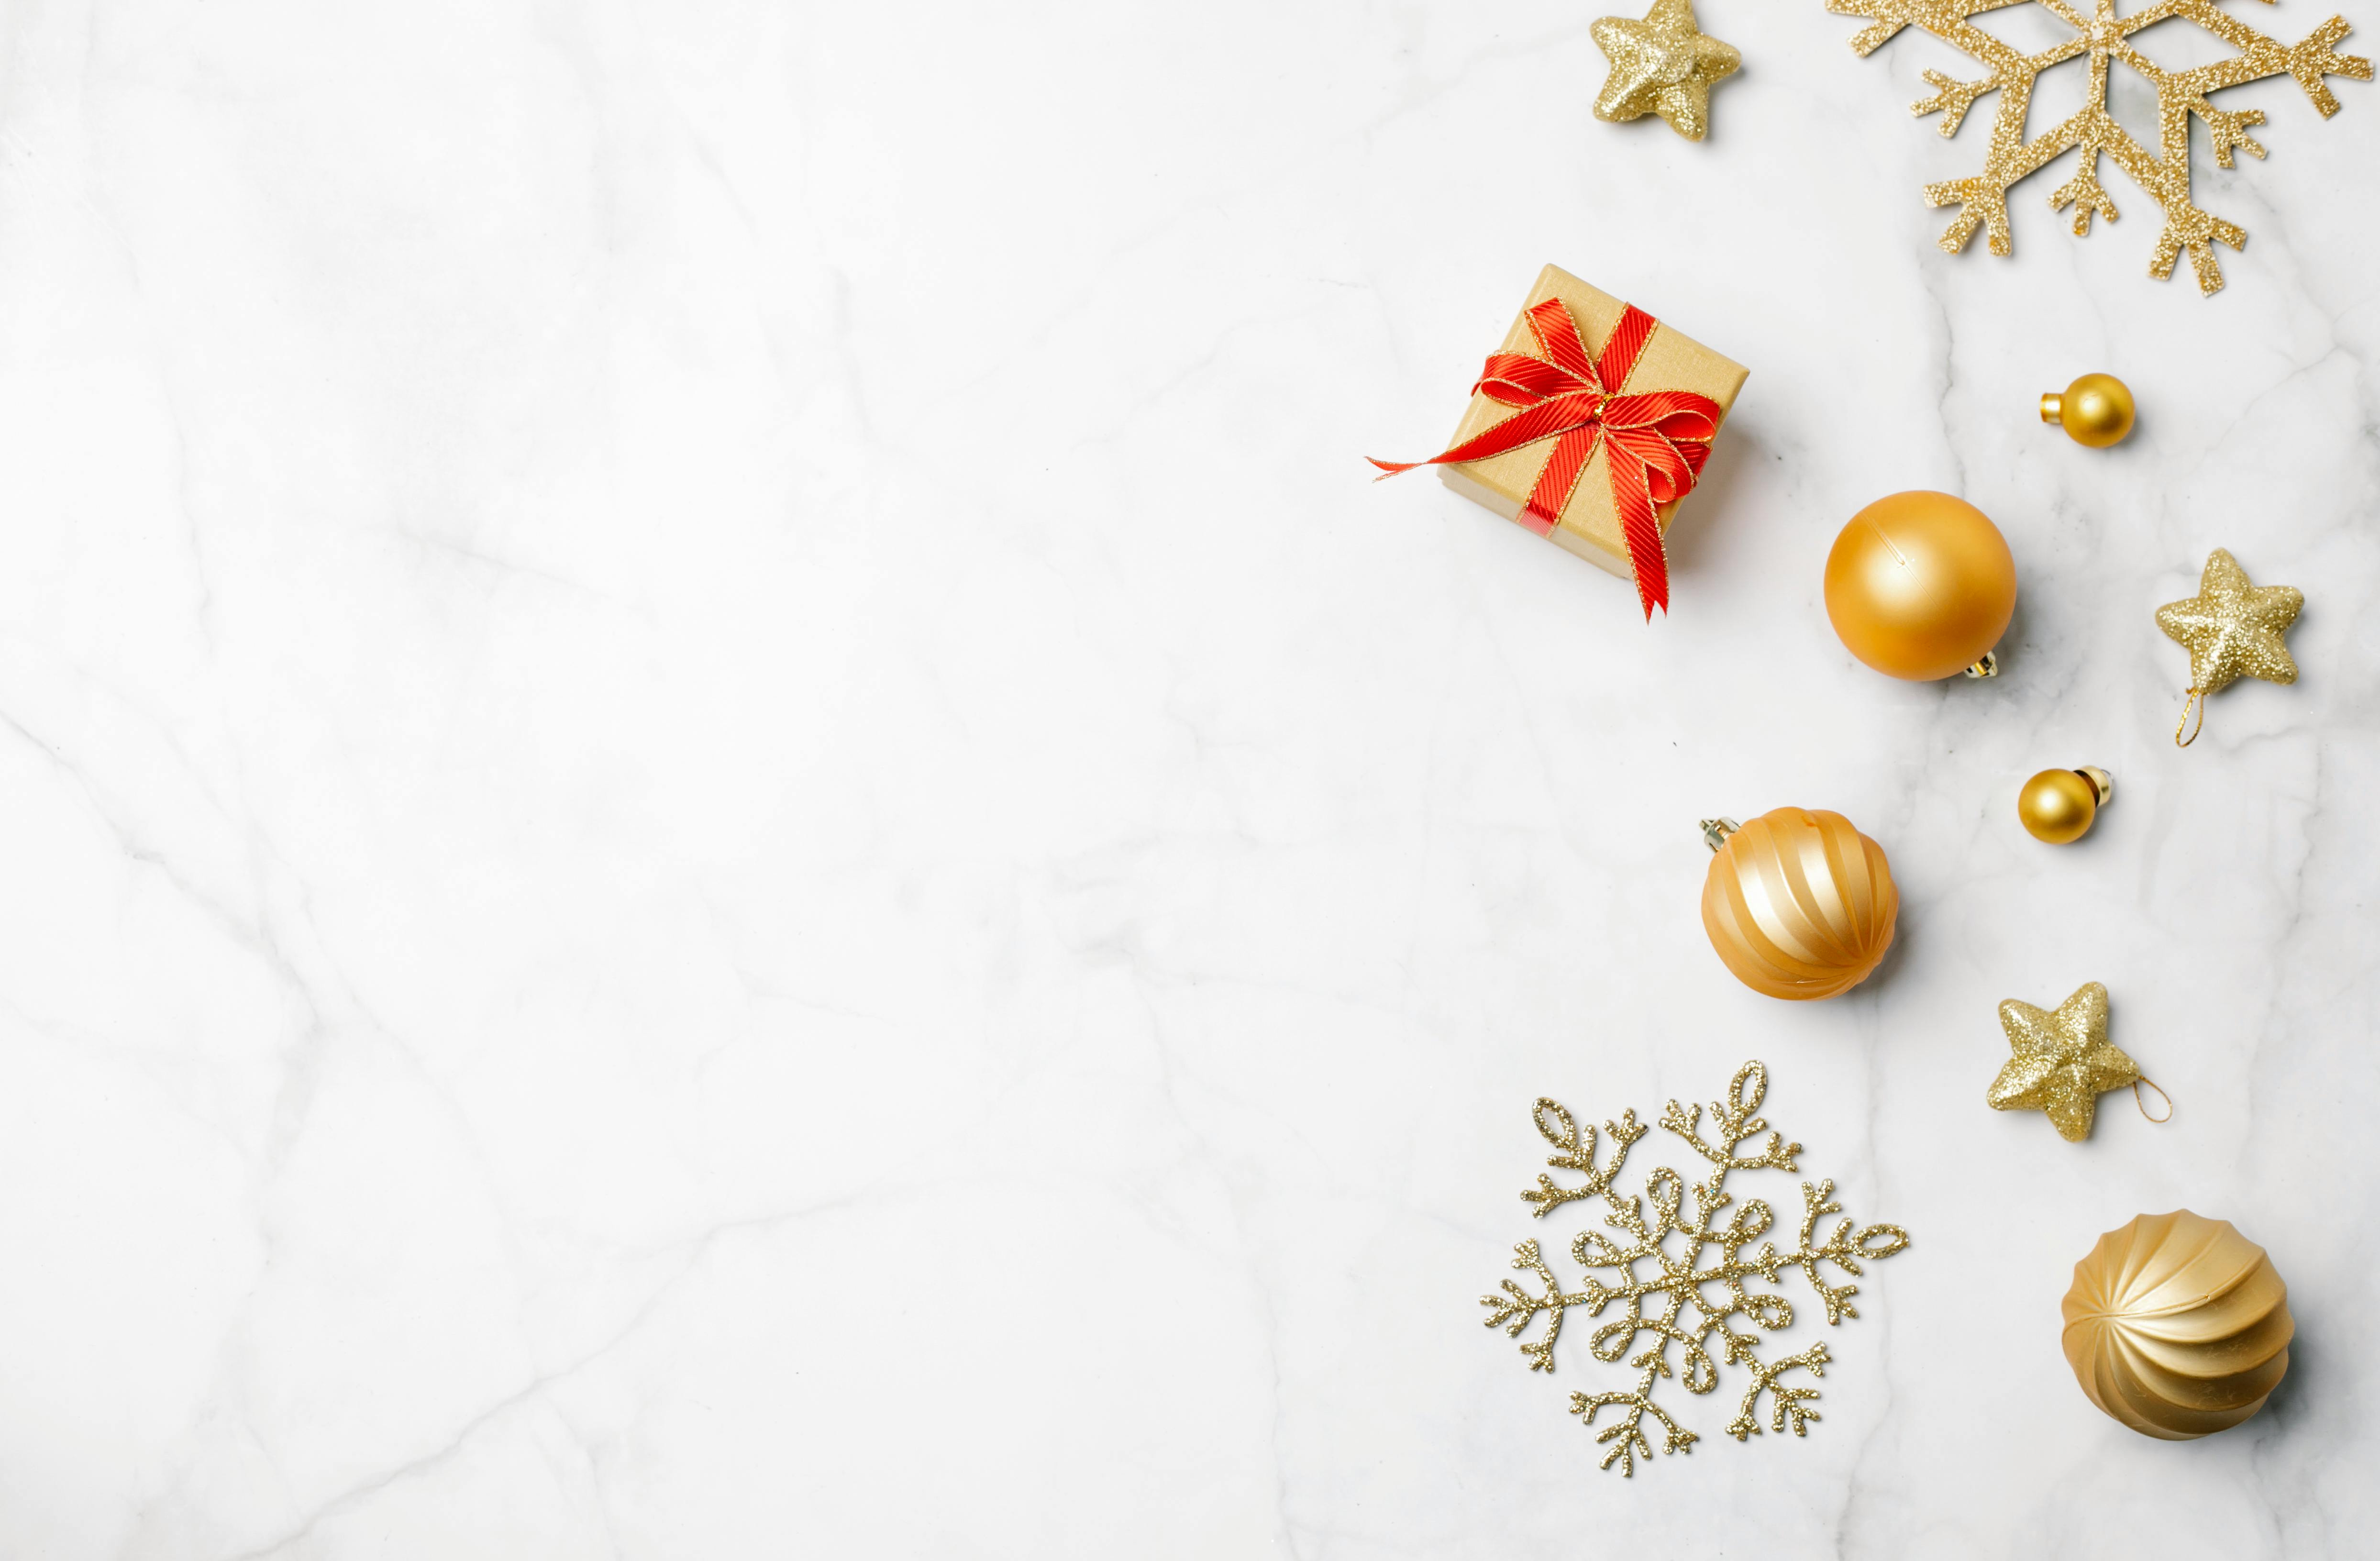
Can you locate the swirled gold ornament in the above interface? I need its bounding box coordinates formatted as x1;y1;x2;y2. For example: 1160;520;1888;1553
2061;1211;2292;1440
1698;810;1898;1000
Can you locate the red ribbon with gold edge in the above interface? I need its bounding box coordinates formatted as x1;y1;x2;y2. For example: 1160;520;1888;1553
1372;297;1721;619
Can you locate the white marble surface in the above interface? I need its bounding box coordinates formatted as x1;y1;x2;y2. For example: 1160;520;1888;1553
0;1;2374;1556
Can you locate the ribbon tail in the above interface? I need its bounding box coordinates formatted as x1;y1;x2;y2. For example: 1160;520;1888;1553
1608;458;1671;619
1520;424;1603;538
1368;394;1606;479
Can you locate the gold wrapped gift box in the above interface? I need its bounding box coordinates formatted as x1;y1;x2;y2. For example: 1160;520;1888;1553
1436;264;1749;584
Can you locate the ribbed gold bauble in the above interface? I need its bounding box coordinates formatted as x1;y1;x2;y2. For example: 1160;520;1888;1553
2017;766;2112;844
2061;1211;2292;1441
1824;492;2018;681
2041;373;2136;448
1700;808;1898;1001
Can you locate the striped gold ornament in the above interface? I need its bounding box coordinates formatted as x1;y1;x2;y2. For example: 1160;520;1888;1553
1698;808;1897;1001
2061;1210;2292;1440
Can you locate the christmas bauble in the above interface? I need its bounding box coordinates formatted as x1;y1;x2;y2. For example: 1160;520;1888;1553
2041;373;2136;448
2017;766;2112;844
1699;808;1897;1001
1824;492;2017;681
2061;1210;2292;1441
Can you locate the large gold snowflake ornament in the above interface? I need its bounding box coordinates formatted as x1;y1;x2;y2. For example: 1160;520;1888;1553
1828;0;2372;293
1480;1063;1909;1475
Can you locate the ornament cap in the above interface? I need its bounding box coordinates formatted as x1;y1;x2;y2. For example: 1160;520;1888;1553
1963;651;1999;678
2075;766;2113;807
1699;817;1740;852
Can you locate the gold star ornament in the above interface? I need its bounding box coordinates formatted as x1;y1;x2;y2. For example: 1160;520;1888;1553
1987;982;2138;1142
1590;0;1741;142
2155;549;2303;747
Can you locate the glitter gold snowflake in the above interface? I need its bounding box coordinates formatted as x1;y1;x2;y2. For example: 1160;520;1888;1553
1480;1062;1909;1475
1828;0;2372;293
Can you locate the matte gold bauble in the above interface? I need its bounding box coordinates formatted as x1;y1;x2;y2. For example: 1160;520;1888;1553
2017;766;2113;844
2061;1210;2292;1440
1698;809;1897;1001
1824;492;2018;681
2041;374;2136;448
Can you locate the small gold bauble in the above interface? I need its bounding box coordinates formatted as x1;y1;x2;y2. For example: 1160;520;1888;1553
2017;766;2112;844
1824;492;2018;681
2062;1210;2292;1440
2040;373;2136;448
1699;809;1898;1001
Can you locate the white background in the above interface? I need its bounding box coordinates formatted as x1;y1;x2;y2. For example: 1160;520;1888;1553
0;1;2372;1556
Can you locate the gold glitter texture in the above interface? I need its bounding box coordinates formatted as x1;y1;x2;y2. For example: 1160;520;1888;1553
1827;0;2372;293
2157;548;2303;696
1987;981;2138;1141
1592;0;1743;142
1481;1063;1909;1475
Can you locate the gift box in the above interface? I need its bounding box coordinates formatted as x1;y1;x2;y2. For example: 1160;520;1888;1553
1374;264;1748;617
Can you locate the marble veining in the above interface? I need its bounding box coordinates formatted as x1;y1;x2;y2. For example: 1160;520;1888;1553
0;1;2373;1557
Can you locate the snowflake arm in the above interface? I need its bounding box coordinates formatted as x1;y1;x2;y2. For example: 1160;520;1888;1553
1519;1097;1647;1219
1793;1177;1915;1323
1573;1382;1700;1476
1828;0;2040;60
1481;1237;1588;1371
1658;1061;1802;1174
2157;0;2372;115
1725;1341;1831;1442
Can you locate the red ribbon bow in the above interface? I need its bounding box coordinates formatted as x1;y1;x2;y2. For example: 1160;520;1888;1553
1372;298;1721;618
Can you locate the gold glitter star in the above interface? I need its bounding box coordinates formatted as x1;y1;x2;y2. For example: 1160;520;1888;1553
2155;549;2302;744
1591;0;1741;142
2157;547;2302;696
1988;982;2139;1142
